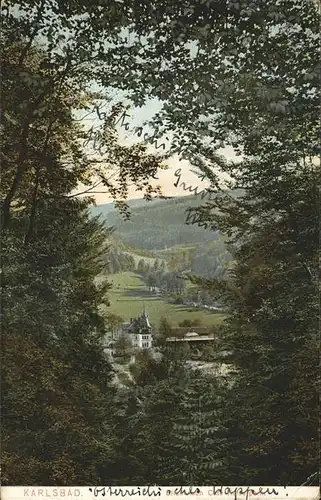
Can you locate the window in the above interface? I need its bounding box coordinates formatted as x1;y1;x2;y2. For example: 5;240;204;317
142;342;150;348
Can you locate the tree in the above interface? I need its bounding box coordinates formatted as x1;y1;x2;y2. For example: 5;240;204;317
159;316;173;336
144;262;151;274
154;270;164;289
127;345;194;484
1;5;166;233
201;343;216;362
106;313;124;336
2;200;118;485
129;349;166;387
103;1;319;173
187;166;319;483
105;0;319;484
146;272;157;291
114;334;133;361
1;16;169;484
129;379;185;485
179;276;187;295
170;371;229;484
137;259;145;274
153;259;160;272
108;387;144;485
156;316;173;346
3;0;319;487
179;318;202;328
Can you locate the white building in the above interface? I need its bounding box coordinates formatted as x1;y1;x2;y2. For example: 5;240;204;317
129;332;152;349
122;309;153;349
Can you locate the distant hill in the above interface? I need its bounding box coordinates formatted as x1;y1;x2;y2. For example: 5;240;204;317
90;202;114;218
90;197;169;218
91;193;242;250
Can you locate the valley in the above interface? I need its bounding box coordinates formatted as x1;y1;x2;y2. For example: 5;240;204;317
98;271;225;328
93;195;230;330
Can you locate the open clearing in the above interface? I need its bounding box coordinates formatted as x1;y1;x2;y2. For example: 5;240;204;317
99;272;225;328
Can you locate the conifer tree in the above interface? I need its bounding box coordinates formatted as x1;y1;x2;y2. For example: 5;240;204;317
170;370;228;484
159;316;173;336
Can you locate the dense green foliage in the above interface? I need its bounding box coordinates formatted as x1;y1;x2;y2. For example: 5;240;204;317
0;4;164;485
108;0;319;484
2;0;319;488
190;239;232;278
2;203;118;485
142;0;319;485
214;172;320;483
1;28;121;484
103;247;136;274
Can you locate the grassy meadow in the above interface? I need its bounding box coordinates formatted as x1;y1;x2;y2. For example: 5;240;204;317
98;271;225;328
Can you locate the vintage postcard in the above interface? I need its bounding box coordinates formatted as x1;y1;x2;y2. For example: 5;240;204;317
1;0;319;498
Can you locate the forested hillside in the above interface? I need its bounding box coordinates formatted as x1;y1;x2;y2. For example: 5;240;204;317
94;197;234;281
90;197;158;218
95;195;222;249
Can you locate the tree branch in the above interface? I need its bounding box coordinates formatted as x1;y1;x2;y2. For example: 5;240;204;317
18;0;46;66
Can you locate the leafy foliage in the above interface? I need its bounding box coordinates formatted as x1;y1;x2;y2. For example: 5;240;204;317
2;201;117;485
114;334;133;362
102;0;319;483
1;5;167;485
2;0;319;487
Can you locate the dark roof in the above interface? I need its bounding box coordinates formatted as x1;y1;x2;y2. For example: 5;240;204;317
127;311;152;334
170;327;213;336
166;335;215;343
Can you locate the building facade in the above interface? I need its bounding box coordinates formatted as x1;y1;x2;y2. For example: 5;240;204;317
104;310;153;352
123;310;153;349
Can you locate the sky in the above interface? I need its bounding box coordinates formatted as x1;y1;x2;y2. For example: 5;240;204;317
77;90;238;205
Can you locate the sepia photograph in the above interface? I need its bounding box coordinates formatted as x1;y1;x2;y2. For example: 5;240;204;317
1;0;320;491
